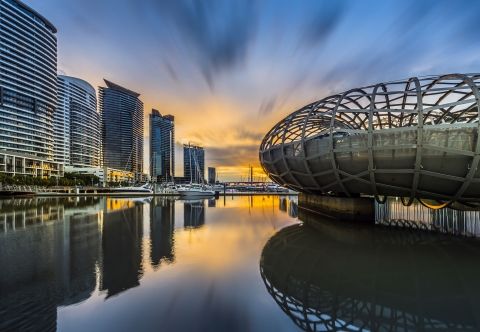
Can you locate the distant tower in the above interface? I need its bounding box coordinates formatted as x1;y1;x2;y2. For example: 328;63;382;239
208;167;216;184
55;76;101;167
183;144;205;183
150;110;175;182
99;80;144;179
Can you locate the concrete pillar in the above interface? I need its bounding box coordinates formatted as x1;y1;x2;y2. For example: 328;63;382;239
298;193;375;223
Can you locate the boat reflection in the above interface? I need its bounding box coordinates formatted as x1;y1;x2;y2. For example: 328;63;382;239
260;210;480;332
183;199;206;229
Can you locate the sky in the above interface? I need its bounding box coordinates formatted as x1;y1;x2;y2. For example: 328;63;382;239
25;0;480;181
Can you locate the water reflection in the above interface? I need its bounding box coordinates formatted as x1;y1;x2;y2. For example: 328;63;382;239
279;197;298;218
261;209;480;332
0;197;102;331
183;199;205;229
208;198;216;208
100;199;144;298
0;195;299;332
150;197;175;268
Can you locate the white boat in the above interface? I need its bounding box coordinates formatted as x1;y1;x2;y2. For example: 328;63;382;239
155;182;179;194
107;183;153;194
176;184;215;197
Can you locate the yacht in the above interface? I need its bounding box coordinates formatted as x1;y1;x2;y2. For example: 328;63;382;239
107;183;153;194
176;184;215;197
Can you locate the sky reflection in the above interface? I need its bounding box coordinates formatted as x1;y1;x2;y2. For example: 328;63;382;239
0;196;299;332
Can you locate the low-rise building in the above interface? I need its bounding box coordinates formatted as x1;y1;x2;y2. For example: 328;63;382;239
0;151;64;178
65;166;134;186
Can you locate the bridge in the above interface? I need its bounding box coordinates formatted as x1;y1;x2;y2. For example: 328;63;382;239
260;73;480;208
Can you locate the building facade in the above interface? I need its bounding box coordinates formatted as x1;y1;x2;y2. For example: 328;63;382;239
55;76;101;167
208;167;216;184
150;109;174;182
65;166;134;187
183;144;205;183
0;0;63;177
99;80;144;180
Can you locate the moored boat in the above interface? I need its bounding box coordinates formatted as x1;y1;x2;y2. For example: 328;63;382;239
176;184;215;197
106;183;153;194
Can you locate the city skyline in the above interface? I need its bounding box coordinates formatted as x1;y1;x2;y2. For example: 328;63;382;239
20;0;480;181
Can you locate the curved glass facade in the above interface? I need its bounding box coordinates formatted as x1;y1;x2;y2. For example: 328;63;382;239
0;0;62;176
0;0;57;159
99;80;144;178
55;76;101;167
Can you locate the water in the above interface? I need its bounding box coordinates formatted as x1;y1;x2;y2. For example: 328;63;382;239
1;196;480;332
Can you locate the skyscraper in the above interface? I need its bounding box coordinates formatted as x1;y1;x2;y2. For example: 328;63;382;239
183;144;205;183
55;76;101;167
150;110;174;181
0;0;62;177
208;167;216;184
99;80;144;179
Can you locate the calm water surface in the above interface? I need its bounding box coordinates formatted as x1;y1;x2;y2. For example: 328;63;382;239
1;195;480;332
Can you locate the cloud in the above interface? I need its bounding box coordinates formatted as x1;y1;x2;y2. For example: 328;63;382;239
151;0;258;89
257;96;277;116
299;2;346;47
234;128;264;142
207;144;261;167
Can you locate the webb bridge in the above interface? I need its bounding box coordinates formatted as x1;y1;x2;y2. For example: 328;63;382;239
260;73;480;208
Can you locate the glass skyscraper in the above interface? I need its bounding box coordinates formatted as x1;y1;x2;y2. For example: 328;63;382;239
99;80;144;179
55;76;101;167
150;109;174;181
208;167;216;184
183;144;205;183
0;0;63;177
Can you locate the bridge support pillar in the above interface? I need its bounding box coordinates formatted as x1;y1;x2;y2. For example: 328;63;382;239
298;193;374;223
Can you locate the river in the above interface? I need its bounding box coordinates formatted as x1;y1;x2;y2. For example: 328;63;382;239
1;195;479;331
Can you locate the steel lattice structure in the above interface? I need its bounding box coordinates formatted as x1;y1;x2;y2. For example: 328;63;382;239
260;73;480;205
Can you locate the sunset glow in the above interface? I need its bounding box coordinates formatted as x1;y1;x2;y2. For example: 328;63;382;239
24;0;480;180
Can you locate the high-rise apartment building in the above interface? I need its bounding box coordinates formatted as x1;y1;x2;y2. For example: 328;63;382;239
55;76;101;167
99;80;144;179
0;0;63;177
183;144;205;183
208;167;216;184
150;110;174;181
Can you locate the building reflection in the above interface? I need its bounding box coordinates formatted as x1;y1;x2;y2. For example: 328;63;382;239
260;210;480;332
207;197;216;208
100;198;144;298
278;196;298;218
183;199;205;229
0;197;102;332
279;197;287;212
150;197;175;269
